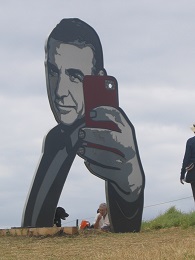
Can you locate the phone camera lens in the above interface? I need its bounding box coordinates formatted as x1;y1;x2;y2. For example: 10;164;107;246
105;80;115;90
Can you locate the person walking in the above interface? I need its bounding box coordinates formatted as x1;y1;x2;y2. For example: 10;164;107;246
180;123;195;201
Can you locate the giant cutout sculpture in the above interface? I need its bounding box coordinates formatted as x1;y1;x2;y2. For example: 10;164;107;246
21;18;145;232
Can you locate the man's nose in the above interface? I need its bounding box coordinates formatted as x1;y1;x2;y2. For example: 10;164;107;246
56;74;70;98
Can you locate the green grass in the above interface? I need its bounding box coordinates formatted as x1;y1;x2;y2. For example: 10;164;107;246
142;206;195;230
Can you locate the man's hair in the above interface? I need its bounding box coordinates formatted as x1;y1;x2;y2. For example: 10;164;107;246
46;18;104;75
99;203;107;209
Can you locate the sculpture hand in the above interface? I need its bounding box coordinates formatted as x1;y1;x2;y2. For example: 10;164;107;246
78;106;144;202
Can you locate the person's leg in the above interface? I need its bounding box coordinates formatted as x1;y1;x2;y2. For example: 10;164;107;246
191;182;195;202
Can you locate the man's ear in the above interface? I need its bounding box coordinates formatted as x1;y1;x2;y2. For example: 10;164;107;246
98;68;107;76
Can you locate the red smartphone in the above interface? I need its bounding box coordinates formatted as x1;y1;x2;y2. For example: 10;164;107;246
83;75;119;131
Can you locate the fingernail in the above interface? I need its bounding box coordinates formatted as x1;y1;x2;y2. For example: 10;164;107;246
90;110;97;118
79;129;85;139
78;147;85;155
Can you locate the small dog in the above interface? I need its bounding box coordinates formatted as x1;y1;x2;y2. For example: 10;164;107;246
54;207;69;227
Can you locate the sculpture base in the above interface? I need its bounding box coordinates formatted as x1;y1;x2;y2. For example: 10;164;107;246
0;226;78;236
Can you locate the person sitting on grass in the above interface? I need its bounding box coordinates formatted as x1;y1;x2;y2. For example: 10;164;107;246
94;203;110;231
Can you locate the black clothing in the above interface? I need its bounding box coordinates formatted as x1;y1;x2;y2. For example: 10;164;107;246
181;136;195;179
191;182;195;201
181;135;195;203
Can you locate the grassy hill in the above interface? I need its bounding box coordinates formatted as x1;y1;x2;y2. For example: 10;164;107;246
1;207;195;260
142;206;195;230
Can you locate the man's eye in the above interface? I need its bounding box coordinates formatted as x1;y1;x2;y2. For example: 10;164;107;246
65;69;84;83
70;75;76;82
69;74;83;83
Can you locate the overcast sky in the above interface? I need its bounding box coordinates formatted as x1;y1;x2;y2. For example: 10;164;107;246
0;0;195;229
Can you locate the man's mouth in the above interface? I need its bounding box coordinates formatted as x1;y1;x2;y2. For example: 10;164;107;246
55;102;76;114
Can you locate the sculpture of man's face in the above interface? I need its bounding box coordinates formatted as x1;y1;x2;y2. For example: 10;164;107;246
45;38;94;125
